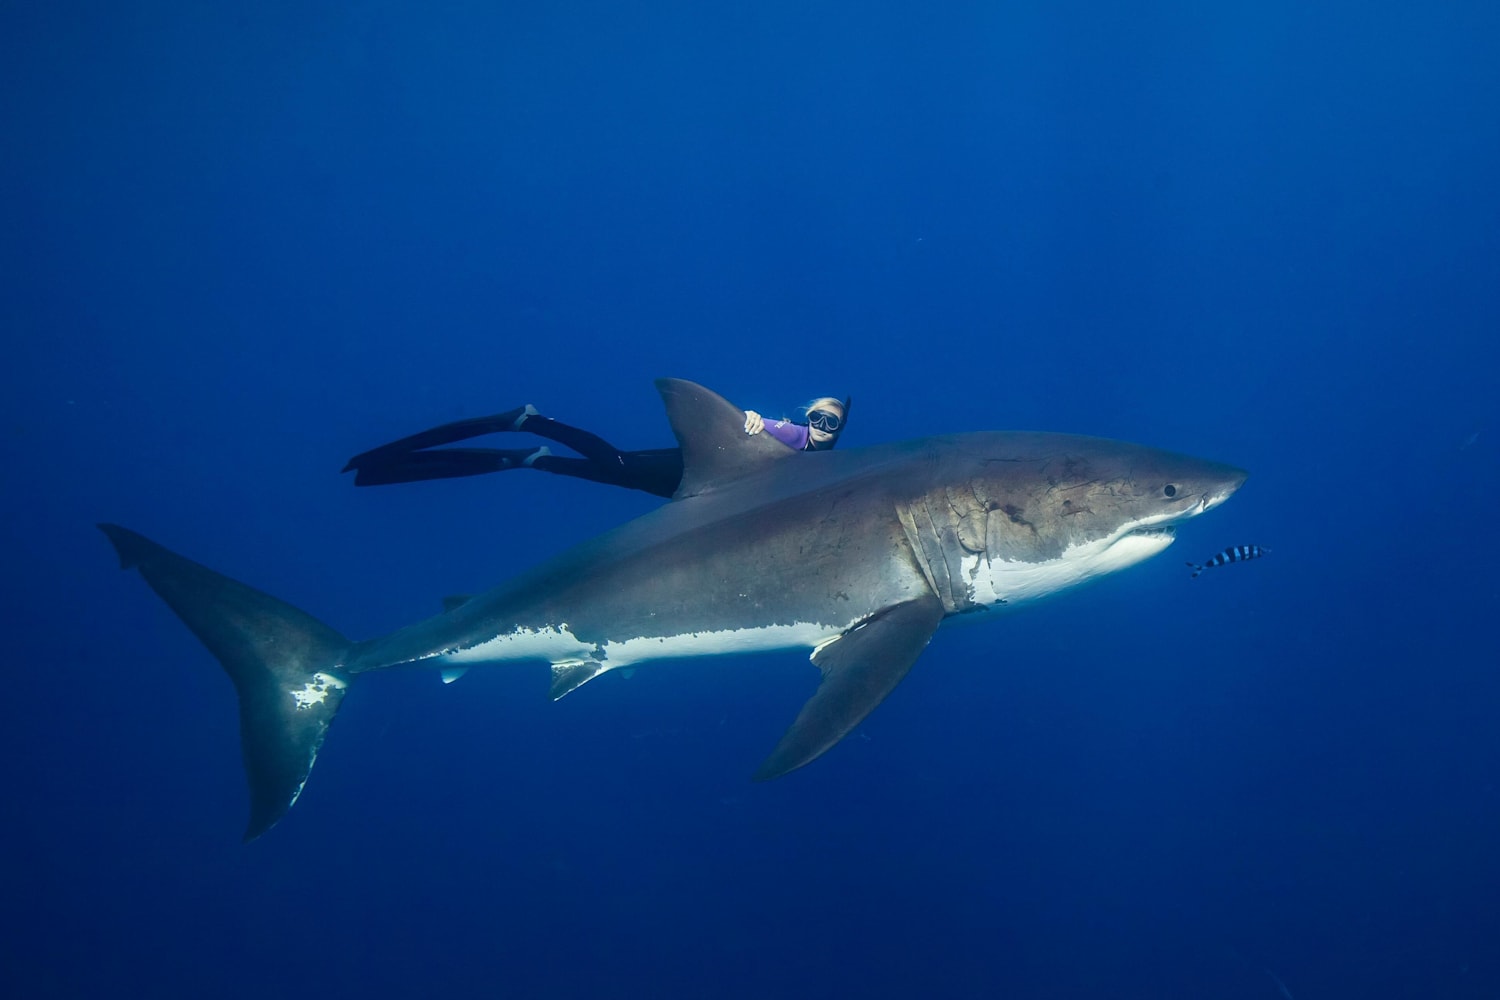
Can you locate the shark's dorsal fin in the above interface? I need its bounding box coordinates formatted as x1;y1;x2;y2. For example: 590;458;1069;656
656;378;797;499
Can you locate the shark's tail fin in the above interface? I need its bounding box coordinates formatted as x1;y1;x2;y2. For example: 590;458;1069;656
99;524;353;841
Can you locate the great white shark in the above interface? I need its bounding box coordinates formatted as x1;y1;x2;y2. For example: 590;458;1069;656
102;379;1247;840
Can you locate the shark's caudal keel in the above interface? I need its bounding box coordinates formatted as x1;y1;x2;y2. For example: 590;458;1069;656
103;379;1247;839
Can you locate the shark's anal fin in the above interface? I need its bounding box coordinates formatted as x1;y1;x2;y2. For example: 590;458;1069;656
550;660;606;700
656;378;797;499
754;594;944;781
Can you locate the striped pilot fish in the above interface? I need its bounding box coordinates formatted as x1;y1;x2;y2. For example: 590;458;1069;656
1187;544;1269;578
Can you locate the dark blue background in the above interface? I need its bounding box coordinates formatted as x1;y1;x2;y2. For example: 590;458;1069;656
3;2;1496;997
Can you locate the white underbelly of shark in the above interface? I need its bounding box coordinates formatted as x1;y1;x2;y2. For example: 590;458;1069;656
441;618;854;671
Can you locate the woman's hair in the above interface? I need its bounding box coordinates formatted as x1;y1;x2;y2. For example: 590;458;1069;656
804;397;846;419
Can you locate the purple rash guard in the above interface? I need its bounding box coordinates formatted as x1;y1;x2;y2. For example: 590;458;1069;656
759;417;810;451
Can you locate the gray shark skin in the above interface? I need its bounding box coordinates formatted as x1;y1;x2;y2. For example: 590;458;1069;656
101;379;1247;840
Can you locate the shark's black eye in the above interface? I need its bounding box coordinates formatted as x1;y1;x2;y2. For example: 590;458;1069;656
1163;484;1178;498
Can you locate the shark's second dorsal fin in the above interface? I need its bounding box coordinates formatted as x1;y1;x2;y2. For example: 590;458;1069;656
656;378;796;499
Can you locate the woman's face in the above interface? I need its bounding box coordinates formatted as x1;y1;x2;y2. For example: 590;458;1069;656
806;405;844;448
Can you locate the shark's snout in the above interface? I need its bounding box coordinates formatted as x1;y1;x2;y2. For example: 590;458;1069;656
1203;464;1249;512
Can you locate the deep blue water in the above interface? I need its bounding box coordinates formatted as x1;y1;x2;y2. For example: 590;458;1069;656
3;3;1497;997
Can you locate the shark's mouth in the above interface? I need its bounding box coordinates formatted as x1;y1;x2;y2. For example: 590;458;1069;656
1128;524;1177;540
1093;522;1179;564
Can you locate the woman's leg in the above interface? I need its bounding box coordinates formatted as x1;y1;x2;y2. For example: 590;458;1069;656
343;407;535;473
513;411;631;465
343;406;681;496
348;446;551;487
530;448;684;499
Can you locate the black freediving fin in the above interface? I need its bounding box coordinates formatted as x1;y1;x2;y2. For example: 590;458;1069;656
753;594;945;781
347;448;537;486
341;407;536;472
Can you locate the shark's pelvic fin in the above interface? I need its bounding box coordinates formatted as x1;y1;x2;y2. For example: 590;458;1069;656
549;660;606;700
656;378;797;499
754;594;944;781
98;524;352;841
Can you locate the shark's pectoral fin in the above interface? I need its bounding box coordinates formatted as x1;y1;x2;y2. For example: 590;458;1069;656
550;660;606;700
754;594;944;781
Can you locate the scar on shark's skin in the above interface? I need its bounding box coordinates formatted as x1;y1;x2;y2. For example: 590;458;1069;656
291;673;346;710
101;378;1247;839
